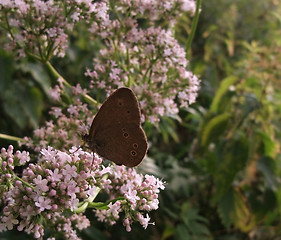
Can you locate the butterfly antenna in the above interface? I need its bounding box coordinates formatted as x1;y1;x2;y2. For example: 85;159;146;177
89;153;96;174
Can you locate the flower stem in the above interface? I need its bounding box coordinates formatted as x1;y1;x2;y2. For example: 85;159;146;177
13;174;34;189
45;61;70;87
87;197;126;209
74;174;109;213
185;0;202;58
0;133;24;142
45;61;98;105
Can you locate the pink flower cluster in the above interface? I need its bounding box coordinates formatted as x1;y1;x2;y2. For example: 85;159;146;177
1;0;200;123
0;145;97;239
117;0;196;23
0;145;165;239
96;165;165;231
0;0;114;59
22;83;93;152
0;145;30;196
85;0;200;123
1;0;67;58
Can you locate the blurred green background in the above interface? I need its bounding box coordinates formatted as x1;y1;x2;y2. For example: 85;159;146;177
1;0;281;239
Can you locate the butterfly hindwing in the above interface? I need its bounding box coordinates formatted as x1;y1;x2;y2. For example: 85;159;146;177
94;123;147;167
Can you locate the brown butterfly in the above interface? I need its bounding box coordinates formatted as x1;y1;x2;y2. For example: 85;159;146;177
83;87;148;167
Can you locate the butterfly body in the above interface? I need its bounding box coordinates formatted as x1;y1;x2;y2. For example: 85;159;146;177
84;88;148;167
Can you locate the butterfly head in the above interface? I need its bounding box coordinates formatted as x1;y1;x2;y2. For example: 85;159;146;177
81;133;89;142
82;133;97;152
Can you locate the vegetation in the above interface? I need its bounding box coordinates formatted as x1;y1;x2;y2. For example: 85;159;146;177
1;0;281;239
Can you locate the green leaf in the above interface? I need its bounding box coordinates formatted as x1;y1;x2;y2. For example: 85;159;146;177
159;116;180;143
181;203;210;237
257;131;277;158
161;225;175;240
200;113;230;147
0;50;14;90
188;221;210;236
210;76;238;113
218;188;234;229
3;85;43;129
20;62;51;97
218;187;252;232
82;227;109;240
249;189;276;222
0;230;31;240
23;87;43;129
257;156;279;190
213;135;248;200
175;224;191;240
3;88;28;129
0;56;44;130
241;94;261;121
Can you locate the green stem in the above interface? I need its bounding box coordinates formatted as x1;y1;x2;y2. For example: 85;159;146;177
87;197;126;209
0;133;24;142
74;174;109;213
13;174;34;189
45;61;70;86
45;41;55;61
45;61;98;105
110;1;125;28
26;51;43;61
185;0;202;58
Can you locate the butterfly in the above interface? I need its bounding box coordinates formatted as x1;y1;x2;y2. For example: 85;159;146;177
83;88;148;167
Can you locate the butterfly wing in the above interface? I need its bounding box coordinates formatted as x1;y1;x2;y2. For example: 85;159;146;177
94;123;148;167
88;88;141;139
85;87;147;167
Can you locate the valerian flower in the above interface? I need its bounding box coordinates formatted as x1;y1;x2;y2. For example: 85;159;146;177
0;145;165;239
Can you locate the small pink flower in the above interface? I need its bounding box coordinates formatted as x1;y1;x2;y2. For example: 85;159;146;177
57;151;72;164
49;85;61;101
123;218;131;232
2;214;19;230
67;105;79;116
67;180;79;198
50;107;62;118
49;169;62;182
108;202;121;219
138;213;154;229
16;150;30;165
33;175;49;193
40;147;56;162
62;164;78;181
35;196;52;212
68;198;79;212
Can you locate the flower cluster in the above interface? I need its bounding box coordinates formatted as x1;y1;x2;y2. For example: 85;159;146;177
95;165;165;231
0;145;30;196
21;82;93;152
122;0;196;19
85;0;200;123
0;0;112;59
89;0;196;35
0;0;197;238
0;145;97;239
0;145;165;239
0;0;200;123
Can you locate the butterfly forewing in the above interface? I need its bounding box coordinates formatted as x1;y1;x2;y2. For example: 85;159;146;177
88;88;141;139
